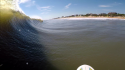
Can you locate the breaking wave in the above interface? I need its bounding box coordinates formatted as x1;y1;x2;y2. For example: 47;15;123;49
0;7;57;70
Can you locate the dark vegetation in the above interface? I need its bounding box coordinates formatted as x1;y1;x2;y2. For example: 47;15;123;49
54;12;125;19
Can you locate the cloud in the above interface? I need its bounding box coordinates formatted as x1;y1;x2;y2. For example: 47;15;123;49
32;1;35;4
36;6;52;15
41;12;49;14
99;2;122;7
37;6;51;11
25;1;35;7
37;6;53;12
65;3;71;9
40;9;51;11
40;6;51;9
19;0;30;4
99;5;111;7
18;0;35;7
113;2;122;5
30;15;42;19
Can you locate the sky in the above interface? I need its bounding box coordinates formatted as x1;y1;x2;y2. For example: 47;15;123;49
18;0;125;20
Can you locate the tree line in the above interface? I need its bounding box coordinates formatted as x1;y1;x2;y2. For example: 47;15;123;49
54;12;125;19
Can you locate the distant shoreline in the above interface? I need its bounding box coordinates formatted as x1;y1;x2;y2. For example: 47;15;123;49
57;16;125;20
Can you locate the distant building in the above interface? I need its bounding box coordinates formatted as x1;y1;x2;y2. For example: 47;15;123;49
78;14;81;16
86;14;90;16
70;15;75;17
86;13;92;16
99;13;107;16
80;14;84;16
108;12;117;16
66;16;69;17
78;14;84;17
85;13;98;16
91;14;98;16
75;14;79;16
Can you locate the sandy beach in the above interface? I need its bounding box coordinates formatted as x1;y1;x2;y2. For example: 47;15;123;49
58;16;125;20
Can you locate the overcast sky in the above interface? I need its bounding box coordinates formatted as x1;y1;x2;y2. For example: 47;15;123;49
18;0;125;20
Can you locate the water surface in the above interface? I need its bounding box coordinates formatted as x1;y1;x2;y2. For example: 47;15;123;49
37;19;125;70
0;18;125;70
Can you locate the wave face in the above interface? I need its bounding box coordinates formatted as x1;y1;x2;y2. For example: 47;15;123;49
0;13;57;70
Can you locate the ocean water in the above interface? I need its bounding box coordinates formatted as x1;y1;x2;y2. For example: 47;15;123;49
0;18;125;70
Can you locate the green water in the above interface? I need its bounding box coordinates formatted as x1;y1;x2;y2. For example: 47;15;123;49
38;19;125;70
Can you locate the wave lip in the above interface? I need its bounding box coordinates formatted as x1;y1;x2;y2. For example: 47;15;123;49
0;0;24;13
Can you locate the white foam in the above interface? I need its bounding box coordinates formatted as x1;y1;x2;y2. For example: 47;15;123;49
19;29;21;31
0;0;25;14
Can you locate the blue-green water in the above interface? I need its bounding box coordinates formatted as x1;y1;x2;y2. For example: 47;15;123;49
38;19;125;70
0;18;125;70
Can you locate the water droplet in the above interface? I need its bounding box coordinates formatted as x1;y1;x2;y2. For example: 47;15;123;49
26;62;28;65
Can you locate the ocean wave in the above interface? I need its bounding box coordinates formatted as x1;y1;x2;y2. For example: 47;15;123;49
0;8;58;70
